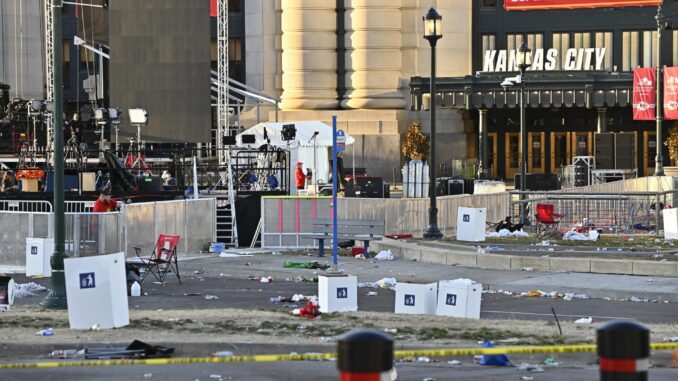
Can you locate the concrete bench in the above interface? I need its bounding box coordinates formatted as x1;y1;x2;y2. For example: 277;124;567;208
301;218;385;258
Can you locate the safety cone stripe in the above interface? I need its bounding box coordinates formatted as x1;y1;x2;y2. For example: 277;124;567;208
599;358;649;373
339;371;390;381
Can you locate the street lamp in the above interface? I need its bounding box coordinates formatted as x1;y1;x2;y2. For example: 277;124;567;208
517;40;531;225
422;7;443;240
655;5;667;176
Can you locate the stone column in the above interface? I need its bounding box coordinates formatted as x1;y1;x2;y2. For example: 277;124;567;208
342;0;405;109
597;107;607;133
478;109;488;177
280;0;338;109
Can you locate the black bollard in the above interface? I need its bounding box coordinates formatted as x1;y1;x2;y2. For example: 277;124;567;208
597;320;650;381
337;329;393;381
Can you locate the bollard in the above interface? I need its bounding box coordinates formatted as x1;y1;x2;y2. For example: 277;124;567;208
597;320;649;381
337;329;393;381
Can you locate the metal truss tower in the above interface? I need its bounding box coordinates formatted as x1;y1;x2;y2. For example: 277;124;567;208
217;0;229;165
43;0;56;157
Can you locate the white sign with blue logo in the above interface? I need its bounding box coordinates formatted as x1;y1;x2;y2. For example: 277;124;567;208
80;273;96;289
335;129;346;152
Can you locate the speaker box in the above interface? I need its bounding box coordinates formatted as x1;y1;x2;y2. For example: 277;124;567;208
352;177;384;198
595;133;615;170
514;173;560;191
615;133;635;169
136;176;163;192
436;177;450;196
448;179;465;195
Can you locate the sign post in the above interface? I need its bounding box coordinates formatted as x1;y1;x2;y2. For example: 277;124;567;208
332;116;340;267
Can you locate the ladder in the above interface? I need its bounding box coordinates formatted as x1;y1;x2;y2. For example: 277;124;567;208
215;149;238;247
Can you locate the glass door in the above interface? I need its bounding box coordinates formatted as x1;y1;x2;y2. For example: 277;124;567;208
572;132;593;157
644;131;656;177
505;132;520;180
550;132;571;174
528;132;545;173
487;132;498;177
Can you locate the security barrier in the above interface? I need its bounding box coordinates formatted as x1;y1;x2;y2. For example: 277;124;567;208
0;198;216;268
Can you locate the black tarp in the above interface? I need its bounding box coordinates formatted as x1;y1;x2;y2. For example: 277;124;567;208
235;195;261;247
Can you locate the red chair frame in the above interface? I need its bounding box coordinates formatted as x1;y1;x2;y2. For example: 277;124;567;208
535;204;563;236
132;234;181;285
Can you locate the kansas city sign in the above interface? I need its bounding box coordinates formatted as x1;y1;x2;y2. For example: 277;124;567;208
483;48;606;72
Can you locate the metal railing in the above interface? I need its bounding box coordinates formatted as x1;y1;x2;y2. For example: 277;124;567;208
510;190;673;234
0;199;52;212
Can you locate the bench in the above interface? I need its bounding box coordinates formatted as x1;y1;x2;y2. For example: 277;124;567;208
301;218;385;258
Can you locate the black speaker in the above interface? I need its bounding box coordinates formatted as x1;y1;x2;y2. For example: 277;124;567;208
355;176;384;198
573;158;591;187
448;179;465;195
136;175;163;192
514;173;560;191
595;133;615;170
222;136;236;146
281;124;296;141
615;133;635;169
241;134;256;144
436;177;449;196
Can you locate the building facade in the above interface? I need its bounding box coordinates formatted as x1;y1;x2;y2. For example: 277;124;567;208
410;0;678;180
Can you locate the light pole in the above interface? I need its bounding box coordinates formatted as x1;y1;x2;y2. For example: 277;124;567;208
655;5;667;176
42;0;67;309
517;40;532;225
422;7;443;240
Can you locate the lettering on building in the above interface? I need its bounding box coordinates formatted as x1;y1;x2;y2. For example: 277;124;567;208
483;48;606;72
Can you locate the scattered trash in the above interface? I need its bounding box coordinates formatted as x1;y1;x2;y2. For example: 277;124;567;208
209;375;223;379
271;251;282;256
292;300;320;319
212;351;234;357
535;240;556;246
518;363;544;372
448;360;461;365
91;324;101;331
144;373;153;379
664;337;678;342
131;281;141;297
384;328;398;334
205;295;219;300
520;377;534;381
183;293;201;296
542;357;559;367
574;317;593;324
479;341;510;366
522;267;534;272
36;328;54;336
563;293;589;301
374;250;395;261
260;276;273;283
12;282;47;298
49;349;84;359
416;356;431;363
366;291;378;296
283;261;330;270
354;254;366;260
359;277;397;290
85;340;174;359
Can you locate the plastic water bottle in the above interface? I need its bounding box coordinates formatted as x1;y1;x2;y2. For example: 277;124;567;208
131;281;141;297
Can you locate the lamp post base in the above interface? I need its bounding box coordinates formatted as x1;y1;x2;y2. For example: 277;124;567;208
423;207;443;239
40;270;68;309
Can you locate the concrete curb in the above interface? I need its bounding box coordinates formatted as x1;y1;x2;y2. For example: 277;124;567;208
372;239;678;277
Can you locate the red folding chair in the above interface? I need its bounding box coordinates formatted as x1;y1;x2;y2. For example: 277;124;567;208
535;204;563;236
131;234;181;285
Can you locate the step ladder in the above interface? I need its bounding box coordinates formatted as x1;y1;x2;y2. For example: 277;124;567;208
214;150;239;247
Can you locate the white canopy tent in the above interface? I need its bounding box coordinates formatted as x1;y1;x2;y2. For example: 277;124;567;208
235;121;355;195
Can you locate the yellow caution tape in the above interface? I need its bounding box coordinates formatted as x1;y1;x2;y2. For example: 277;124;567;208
0;343;676;369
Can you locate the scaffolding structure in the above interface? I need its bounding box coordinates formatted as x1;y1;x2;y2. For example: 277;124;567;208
217;0;229;165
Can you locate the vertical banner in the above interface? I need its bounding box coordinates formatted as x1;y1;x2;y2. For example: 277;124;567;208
633;68;656;121
664;67;678;120
210;0;217;17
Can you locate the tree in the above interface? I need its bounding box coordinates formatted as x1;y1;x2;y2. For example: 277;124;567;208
401;121;430;161
665;127;678;164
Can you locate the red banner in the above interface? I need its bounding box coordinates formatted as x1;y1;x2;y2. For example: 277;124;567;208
633;68;656;121
664;67;678;120
505;0;662;11
210;0;217;17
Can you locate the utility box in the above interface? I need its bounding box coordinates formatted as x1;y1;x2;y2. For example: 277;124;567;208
664;208;678;240
65;252;129;329
318;274;357;313
456;207;486;242
26;237;54;277
394;282;437;315
435;280;482;319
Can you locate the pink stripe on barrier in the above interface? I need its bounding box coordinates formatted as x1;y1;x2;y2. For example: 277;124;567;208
295;199;300;233
313;199;317;219
279;199;283;233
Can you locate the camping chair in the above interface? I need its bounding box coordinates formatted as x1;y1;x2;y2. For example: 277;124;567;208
535;204;563;236
131;234;181;285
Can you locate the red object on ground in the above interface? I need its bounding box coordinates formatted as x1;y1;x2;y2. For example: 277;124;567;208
384;234;413;239
298;301;319;319
351;246;365;257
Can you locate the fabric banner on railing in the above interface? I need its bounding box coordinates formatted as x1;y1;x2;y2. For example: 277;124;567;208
505;0;661;11
664;67;678;120
633;67;656;121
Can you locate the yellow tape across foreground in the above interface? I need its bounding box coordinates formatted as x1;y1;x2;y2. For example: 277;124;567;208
1;343;677;370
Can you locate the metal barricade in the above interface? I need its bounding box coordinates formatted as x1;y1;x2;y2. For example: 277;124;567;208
65;201;95;213
0;199;52;212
